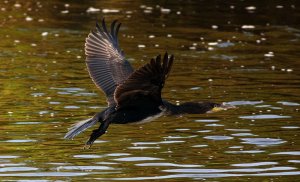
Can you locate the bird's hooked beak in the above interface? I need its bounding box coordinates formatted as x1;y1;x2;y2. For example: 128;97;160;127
210;102;237;113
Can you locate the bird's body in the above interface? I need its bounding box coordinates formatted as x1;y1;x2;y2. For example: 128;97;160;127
102;103;163;125
97;104;163;125
64;19;235;147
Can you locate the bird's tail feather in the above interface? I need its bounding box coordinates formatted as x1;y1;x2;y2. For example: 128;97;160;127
64;117;98;139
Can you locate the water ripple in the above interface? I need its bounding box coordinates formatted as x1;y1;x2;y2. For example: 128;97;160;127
226;101;263;106
159;140;185;144
50;87;85;92
204;136;234;141
192;144;208;148
0;172;89;177
4;139;37;143
240;138;286;147
128;146;160;149
163;135;197;139
226;129;251;132
277;101;300;106
239;114;291;119
288;160;300;163
73;154;103;159
105;153;131;157
113;157;164;162
197;130;212;133
281;126;300;129
132;142;159;145
0;163;26;167
271;151;300;156
0;167;38;172
56;165;115;171
163;166;296;173
14;122;43;125
64;106;80;109
0;156;20;159
226;150;265;154
231;162;278;167
205;124;224;127
194;119;219;123
136;162;203;168
95;171;300;180
249;171;300;177
231;133;256;136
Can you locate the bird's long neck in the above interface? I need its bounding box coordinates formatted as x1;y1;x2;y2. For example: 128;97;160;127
163;100;218;115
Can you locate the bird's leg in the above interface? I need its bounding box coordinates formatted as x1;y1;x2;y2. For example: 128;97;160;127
84;120;110;149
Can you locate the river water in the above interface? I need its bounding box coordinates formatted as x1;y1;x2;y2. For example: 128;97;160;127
0;1;300;181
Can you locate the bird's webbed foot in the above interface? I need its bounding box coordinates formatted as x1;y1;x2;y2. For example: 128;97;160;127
84;120;110;149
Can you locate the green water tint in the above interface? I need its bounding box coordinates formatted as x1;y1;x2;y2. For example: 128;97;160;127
0;1;300;181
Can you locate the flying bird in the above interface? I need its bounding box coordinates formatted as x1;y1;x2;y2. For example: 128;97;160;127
64;19;235;148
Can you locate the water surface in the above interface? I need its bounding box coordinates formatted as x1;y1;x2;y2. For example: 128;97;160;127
0;1;300;181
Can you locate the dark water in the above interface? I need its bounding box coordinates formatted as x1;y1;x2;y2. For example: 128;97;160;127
1;1;300;181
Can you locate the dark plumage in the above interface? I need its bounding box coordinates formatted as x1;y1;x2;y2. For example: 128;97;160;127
64;19;235;147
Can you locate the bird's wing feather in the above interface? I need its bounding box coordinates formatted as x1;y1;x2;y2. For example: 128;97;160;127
64;117;98;139
114;53;174;109
85;19;134;106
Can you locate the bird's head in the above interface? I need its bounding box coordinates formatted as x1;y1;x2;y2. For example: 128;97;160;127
208;102;237;113
179;101;236;114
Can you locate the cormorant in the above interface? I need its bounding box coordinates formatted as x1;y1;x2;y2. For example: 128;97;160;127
64;19;235;147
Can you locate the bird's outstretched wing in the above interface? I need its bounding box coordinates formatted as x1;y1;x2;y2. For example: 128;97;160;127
85;19;134;106
114;53;174;109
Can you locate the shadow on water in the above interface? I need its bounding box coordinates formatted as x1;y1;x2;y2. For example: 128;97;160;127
0;0;300;181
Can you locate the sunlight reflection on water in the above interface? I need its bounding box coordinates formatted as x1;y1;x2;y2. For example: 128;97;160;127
0;0;299;181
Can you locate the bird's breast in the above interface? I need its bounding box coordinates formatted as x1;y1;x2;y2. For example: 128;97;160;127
130;111;164;124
